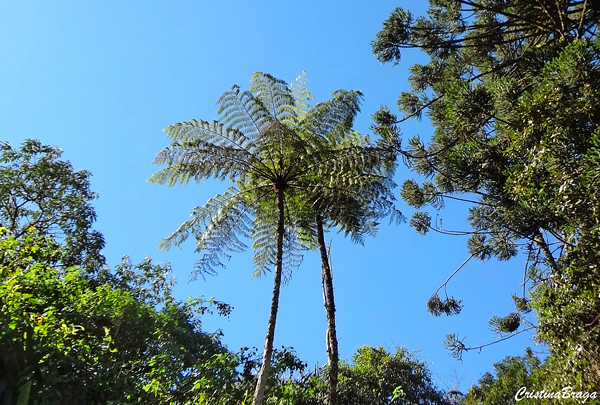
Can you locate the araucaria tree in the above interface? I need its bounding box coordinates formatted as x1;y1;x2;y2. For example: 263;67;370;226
373;0;600;389
150;72;399;405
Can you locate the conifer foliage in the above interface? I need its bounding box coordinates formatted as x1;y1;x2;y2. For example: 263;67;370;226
373;0;600;389
150;72;400;405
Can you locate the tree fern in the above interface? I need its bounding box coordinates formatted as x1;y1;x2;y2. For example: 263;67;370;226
150;72;400;405
289;71;314;123
250;72;295;123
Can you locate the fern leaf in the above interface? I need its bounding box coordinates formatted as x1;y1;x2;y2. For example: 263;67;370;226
159;187;255;277
250;72;295;124
217;84;271;139
301;90;364;145
290;71;315;122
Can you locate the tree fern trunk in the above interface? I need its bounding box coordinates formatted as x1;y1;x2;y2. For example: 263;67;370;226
252;188;286;405
317;217;339;405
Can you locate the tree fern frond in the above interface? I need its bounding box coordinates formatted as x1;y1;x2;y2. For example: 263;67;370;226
147;165;171;186
157;118;277;182
250;72;296;124
258;121;308;165
190;252;227;280
290;71;315;123
251;198;305;280
281;225;304;283
164;119;250;149
301;90;364;145
295;144;396;189
217;82;284;172
149;143;272;186
251;209;277;278
294;143;401;246
217;84;272;138
158;187;258;277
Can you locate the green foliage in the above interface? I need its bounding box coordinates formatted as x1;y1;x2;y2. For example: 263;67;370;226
0;227;454;405
461;349;599;405
373;0;600;389
488;313;521;335
427;294;463;317
462;351;542;405
0;228;237;404
332;346;451;405
0;139;105;272
253;346;453;405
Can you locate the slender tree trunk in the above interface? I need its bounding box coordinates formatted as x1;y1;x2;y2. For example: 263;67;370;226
317;216;339;405
252;188;285;405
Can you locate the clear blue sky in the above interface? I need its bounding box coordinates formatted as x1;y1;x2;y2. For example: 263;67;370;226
0;0;541;392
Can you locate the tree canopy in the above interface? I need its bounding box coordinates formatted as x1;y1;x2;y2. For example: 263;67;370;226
0;226;243;405
373;0;600;389
0;139;105;272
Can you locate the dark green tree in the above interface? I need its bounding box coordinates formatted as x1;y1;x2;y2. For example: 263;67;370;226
373;0;600;389
0;227;238;405
462;351;541;405
0;139;105;271
332;346;451;405
256;345;453;405
460;349;599;405
150;72;400;405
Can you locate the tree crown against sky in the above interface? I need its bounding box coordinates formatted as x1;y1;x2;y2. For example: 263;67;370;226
149;71;402;405
0;139;105;272
149;72;400;279
372;0;600;389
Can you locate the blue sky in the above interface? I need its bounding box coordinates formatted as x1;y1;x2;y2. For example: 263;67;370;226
1;0;541;391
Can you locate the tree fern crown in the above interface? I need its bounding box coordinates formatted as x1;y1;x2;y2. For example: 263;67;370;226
149;72;401;278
